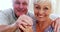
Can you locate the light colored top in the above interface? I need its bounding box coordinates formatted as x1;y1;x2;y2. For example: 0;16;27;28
0;8;34;32
0;8;59;32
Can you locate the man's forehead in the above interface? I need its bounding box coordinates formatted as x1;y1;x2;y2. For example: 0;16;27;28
14;0;29;3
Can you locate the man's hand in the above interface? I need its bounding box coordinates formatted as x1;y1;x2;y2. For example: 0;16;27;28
16;15;33;32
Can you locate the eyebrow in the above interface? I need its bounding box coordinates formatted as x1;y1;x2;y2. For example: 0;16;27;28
44;5;51;8
14;0;20;3
34;4;38;5
34;4;40;7
23;1;28;3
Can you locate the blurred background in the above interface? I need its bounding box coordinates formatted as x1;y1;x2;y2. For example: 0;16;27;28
0;0;60;17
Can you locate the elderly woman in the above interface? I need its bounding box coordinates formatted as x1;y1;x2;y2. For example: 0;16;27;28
18;0;60;32
33;0;60;32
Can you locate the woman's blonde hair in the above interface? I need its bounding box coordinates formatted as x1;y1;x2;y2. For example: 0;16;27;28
33;0;57;13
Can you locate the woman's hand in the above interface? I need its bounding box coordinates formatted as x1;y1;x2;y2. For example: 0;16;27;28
19;25;33;32
54;18;60;32
24;26;33;32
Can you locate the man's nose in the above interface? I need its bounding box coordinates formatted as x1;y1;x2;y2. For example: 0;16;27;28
19;4;23;9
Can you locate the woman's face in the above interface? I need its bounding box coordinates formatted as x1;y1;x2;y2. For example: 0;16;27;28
34;2;51;22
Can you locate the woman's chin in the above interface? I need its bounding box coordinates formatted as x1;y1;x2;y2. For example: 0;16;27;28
37;18;46;22
38;20;45;22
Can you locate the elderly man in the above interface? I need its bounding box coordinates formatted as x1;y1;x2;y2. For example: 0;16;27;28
0;0;34;32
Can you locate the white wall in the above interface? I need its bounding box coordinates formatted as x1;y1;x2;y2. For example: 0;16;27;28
0;0;60;16
56;0;60;15
0;0;12;10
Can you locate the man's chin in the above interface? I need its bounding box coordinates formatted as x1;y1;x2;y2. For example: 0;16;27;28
17;14;24;17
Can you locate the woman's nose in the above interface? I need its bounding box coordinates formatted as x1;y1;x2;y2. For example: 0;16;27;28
38;9;44;15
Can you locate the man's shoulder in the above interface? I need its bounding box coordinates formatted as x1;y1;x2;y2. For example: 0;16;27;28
0;9;14;25
1;8;13;14
27;12;34;19
27;12;36;21
0;8;13;16
27;12;34;17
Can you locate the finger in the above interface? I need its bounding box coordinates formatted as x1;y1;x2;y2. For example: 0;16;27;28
21;22;32;28
21;21;28;26
18;20;29;28
20;22;32;28
20;15;33;25
16;19;28;26
54;23;58;32
18;24;25;31
21;19;33;26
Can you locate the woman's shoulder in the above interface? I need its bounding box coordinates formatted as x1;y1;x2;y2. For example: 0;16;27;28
50;14;60;20
52;17;60;26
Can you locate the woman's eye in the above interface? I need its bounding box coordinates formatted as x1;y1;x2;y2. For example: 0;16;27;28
44;7;48;10
35;7;40;9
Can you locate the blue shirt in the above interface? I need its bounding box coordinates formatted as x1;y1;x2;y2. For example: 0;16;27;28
33;21;54;32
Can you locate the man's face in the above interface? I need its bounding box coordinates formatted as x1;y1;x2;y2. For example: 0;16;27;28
13;0;29;18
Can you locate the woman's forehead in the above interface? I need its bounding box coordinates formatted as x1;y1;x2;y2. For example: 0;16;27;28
34;0;51;3
34;2;51;6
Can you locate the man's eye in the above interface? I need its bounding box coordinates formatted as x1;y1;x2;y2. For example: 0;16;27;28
15;2;20;4
23;3;28;5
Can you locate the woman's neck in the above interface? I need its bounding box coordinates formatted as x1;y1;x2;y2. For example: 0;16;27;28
37;17;51;25
36;17;52;32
